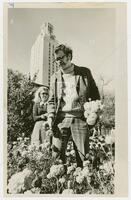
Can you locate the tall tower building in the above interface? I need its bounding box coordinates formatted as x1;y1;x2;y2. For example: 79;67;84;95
30;22;59;86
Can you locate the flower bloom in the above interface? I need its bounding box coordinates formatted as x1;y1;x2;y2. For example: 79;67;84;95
76;174;85;184
28;144;36;152
66;152;70;157
24;190;33;194
24;137;30;142
105;132;115;145
62;189;74;194
83;100;103;125
36;152;43;160
47;164;65;178
13;141;17;145
59;177;66;184
47;173;52;179
86;112;97;126
8;168;33;194
73;167;82;176
67;165;76;175
81;167;89;177
21;150;28;157
70;150;75;156
99;161;114;174
83;160;90;167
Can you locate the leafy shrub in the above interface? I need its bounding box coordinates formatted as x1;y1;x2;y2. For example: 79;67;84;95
7;69;37;142
7;128;115;195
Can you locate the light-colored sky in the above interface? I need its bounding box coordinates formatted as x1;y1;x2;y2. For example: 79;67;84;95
8;8;116;91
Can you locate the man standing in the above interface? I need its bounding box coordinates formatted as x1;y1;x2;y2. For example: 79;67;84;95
47;44;100;167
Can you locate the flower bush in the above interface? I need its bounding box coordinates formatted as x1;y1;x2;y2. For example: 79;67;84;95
84;100;103;126
7;125;115;195
7;69;115;195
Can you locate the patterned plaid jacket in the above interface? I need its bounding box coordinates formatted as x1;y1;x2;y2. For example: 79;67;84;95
47;65;100;120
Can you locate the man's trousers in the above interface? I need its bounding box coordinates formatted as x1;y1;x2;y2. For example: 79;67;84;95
52;117;90;167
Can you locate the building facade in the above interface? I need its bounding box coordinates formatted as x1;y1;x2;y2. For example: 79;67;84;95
30;22;59;86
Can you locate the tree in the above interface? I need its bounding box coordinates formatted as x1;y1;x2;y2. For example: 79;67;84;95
7;69;37;142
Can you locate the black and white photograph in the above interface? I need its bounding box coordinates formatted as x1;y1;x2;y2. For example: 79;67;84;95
4;2;128;197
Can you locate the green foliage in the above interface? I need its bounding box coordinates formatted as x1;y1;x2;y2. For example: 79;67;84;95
7;69;36;142
100;93;115;129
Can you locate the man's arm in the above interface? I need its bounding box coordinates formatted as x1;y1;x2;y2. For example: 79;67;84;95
87;69;100;101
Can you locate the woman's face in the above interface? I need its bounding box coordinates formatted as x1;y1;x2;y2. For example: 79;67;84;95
40;92;49;102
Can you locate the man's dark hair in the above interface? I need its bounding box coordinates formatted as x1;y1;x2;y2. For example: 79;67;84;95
55;44;73;60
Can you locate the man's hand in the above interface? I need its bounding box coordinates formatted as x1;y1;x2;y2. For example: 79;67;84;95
40;114;47;120
42;117;53;130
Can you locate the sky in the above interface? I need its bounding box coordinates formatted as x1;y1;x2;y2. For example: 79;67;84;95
8;8;116;91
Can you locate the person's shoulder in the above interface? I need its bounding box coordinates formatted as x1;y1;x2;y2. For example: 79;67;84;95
74;64;91;75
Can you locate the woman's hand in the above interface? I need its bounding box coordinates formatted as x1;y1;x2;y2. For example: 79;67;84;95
47;117;53;129
40;114;47;120
42;117;53;131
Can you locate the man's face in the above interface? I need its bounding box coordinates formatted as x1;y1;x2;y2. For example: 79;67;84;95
55;50;71;69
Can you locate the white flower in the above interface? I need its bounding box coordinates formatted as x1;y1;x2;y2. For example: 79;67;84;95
86;176;91;184
67;144;71;150
110;128;115;143
22;168;32;177
84;100;103;115
49;164;65;177
105;133;115;145
47;173;52;179
17;137;22;141
70;150;75;156
31;187;41;194
84;102;91;111
86;112;97;125
84;111;90;118
21;150;28;157
66;152;70;157
39;143;45;149
52;137;62;150
62;189;74;194
76;175;85;184
72;163;77;168
28;144;35;152
13;141;17;145
36;152;43;160
24;190;33;194
82;167;89;177
99;161;113;174
59;177;66;184
73;167;82;176
40;141;50;149
24;137;29;142
90;101;99;113
8;172;25;194
83;160;90;167
67;165;76;175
